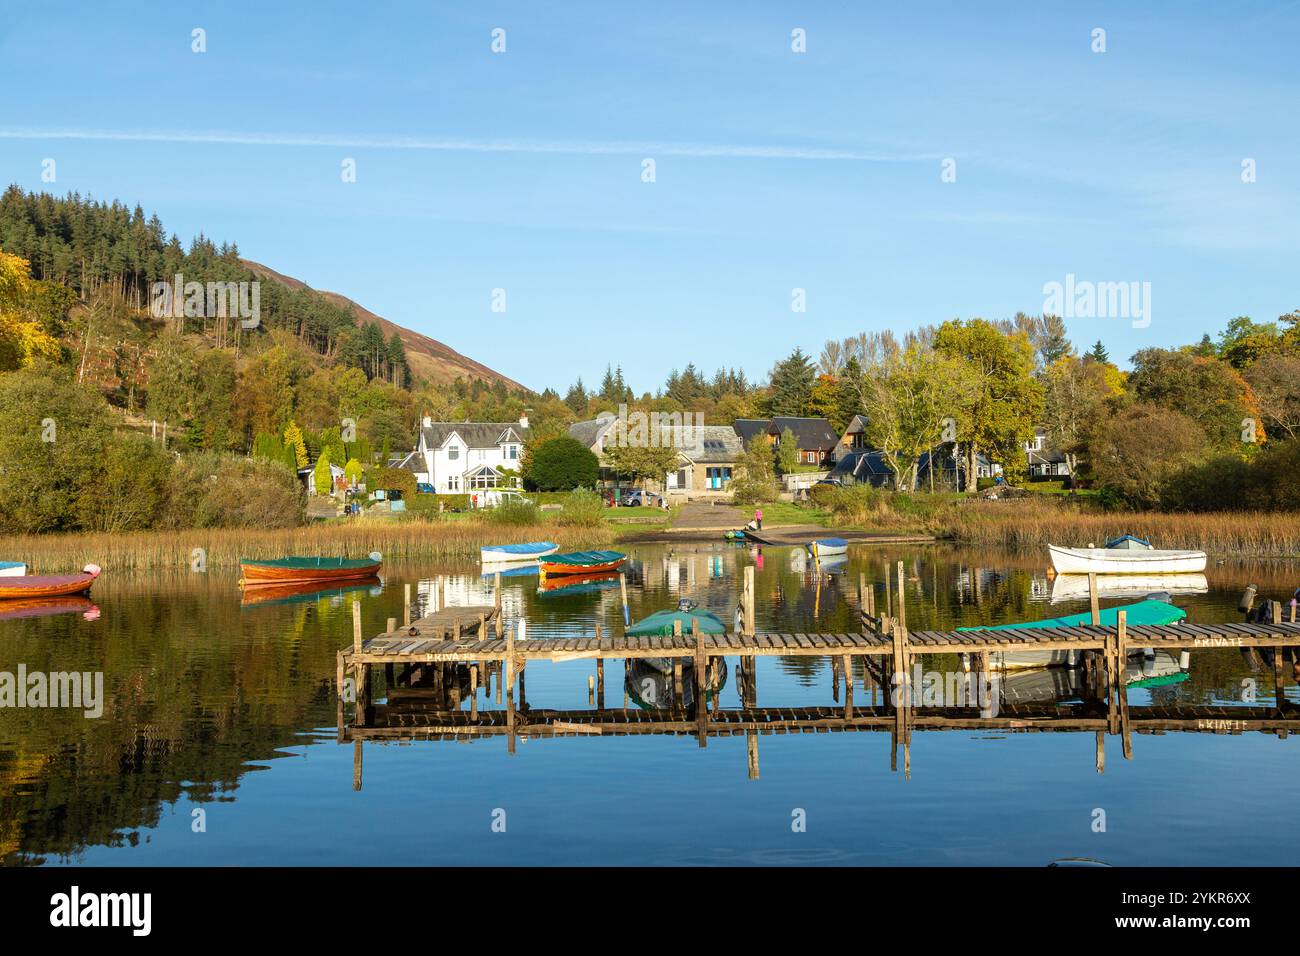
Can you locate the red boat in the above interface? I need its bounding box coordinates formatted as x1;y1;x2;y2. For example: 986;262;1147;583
0;564;101;600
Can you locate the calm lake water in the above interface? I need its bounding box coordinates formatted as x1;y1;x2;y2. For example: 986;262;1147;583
1;542;1297;867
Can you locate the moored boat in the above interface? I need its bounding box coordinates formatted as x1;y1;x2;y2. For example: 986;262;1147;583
959;598;1187;669
0;561;27;577
536;570;622;594
239;553;382;587
626;600;728;673
538;550;626;577
0;564;101;600
1048;544;1206;575
481;541;558;563
806;537;848;558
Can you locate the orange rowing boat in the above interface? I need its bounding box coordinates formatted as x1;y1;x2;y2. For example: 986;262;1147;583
0;564;101;600
239;554;383;587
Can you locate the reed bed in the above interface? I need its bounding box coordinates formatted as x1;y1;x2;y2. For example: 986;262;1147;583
943;500;1300;558
0;518;609;572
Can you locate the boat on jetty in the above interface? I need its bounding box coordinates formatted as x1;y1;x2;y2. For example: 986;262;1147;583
480;541;558;563
0;564;101;600
1048;535;1206;575
538;550;626;578
0;561;28;577
239;554;382;587
959;597;1188;669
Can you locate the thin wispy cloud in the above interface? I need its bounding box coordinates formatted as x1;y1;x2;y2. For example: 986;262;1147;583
0;126;936;162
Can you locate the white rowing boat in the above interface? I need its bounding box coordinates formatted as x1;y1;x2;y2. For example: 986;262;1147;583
1048;545;1207;575
480;541;559;564
0;562;27;577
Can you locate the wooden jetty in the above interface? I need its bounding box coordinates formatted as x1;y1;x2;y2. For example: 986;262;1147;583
338;567;1299;786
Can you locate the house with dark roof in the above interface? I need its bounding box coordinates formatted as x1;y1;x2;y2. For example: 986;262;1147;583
732;416;839;467
1025;426;1071;479
834;414;871;462
402;412;530;494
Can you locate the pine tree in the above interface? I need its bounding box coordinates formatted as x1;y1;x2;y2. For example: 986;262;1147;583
1086;340;1110;364
314;450;333;495
283;420;308;469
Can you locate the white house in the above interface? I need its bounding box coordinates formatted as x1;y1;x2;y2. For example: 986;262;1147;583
395;413;529;493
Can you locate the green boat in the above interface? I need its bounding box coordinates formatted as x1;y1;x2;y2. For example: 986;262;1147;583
626;607;727;637
626;603;729;674
538;550;626;577
240;553;383;586
958;598;1187;669
960;599;1187;632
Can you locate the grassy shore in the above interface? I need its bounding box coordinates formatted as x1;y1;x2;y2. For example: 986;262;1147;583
938;499;1300;557
0;518;615;572
759;492;1300;558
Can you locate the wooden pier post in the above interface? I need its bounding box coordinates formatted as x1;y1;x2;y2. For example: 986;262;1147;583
1271;602;1287;715
1095;732;1105;774
619;572;630;628
403;583;411;626
746;732;760;780
895;561;907;631
495;572;502;616
693;617;707;747
352;599;367;727
884;561;892;618
743;565;755;635
353;739;363;791
595;623;605;708
842;653;854;719
335;650;345;737
470;664;479;721
385;617;397;686
1088;573;1100;626
1117;610;1132;759
506;619;520;755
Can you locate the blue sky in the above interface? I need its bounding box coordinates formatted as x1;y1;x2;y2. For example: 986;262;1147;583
2;1;1297;392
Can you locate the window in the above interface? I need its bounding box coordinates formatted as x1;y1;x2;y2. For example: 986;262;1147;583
448;475;460;491
507;445;518;460
448;445;460;461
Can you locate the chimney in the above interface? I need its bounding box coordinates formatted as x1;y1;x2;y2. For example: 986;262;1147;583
519;412;529;430
421;409;431;428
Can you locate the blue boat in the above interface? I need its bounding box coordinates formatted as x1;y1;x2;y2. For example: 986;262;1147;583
481;541;559;563
806;537;849;558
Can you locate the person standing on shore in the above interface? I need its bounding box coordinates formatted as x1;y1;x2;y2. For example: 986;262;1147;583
755;508;763;531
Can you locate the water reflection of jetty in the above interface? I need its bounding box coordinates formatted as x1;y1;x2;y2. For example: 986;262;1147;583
339;565;1300;787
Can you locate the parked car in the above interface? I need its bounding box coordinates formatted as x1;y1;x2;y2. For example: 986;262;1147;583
621;490;665;508
814;477;842;487
479;488;535;508
416;482;435;494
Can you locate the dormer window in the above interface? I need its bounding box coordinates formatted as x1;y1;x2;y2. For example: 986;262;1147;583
448;445;460;461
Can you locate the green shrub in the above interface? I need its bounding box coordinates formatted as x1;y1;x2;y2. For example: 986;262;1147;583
525;436;600;490
556;488;607;527
486;497;539;526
